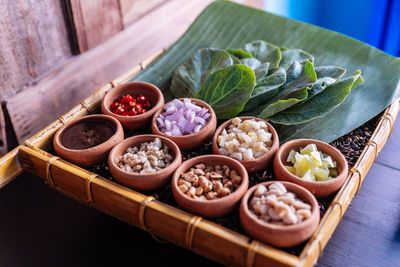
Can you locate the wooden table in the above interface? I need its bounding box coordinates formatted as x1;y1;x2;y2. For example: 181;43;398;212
1;1;399;266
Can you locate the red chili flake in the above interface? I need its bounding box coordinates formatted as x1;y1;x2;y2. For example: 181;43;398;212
110;94;151;116
137;95;147;104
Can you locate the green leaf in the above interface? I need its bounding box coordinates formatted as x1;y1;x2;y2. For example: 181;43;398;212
170;48;233;98
132;0;400;143
227;48;253;59
196;64;255;119
315;66;346;80
243;60;317;117
244;40;282;68
307;66;346;99
242;67;286;112
279;49;315;70
269;71;364;125
241;58;269;79
258;87;309;119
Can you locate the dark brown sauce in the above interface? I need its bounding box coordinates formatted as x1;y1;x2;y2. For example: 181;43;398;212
62;119;116;150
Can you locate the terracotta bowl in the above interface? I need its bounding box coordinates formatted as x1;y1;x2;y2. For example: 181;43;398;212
240;181;320;248
171;154;249;218
108;134;182;191
212;116;279;173
151;98;217;150
101;82;164;130
53;114;124;167
273;139;348;198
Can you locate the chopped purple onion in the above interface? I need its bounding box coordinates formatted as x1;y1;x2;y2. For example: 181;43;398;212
156;98;211;136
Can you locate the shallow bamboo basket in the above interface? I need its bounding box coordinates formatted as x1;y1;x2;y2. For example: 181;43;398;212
1;50;399;267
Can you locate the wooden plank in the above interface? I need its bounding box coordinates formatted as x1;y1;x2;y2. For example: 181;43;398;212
69;0;123;52
318;162;400;266
0;0;71;100
120;0;168;26
0;107;7;156
6;0;214;143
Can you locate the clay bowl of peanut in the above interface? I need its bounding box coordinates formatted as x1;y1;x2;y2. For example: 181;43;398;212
273;139;348;198
102;81;164;130
151;98;217;150
108;134;182;191
171;155;249;218
212;116;279;173
240;181;320;248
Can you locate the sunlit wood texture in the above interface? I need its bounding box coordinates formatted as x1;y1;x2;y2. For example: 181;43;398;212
0;0;71;100
68;0;123;52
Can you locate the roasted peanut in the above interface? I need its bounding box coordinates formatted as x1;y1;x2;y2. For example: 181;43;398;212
231;175;242;185
198;176;209;188
177;163;241;200
179;184;189;193
217;187;231;197
210;172;223;179
195;186;203;196
213;181;223;192
206;191;217;200
195;163;205;170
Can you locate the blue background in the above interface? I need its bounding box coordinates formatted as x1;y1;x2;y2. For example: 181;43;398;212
264;0;400;56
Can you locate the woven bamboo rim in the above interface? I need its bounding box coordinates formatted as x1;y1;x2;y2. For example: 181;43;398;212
185;216;202;249
45;156;60;187
2;50;398;266
139;196;167;243
246;240;260;267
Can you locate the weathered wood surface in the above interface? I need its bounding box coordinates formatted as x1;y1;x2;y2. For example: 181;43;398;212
69;0;123;52
6;0;214;143
120;0;168;26
0;0;71;100
0;108;7;155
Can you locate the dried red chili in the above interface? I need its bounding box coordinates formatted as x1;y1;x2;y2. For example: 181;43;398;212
110;94;151;116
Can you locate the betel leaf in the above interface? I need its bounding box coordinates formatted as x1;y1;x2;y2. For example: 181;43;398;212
227;48;253;59
242;67;286;111
241;58;269;79
307;66;346;99
244;60;317;117
258;87;309;119
279;49;315;70
281;60;317;93
244;40;282;68
269;70;364;125
315;66;346;80
170;48;233;98
132;1;400;143
196;64;255;119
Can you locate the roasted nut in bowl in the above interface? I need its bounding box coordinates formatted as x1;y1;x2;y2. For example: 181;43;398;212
171;155;249;218
108;134;181;191
101;82;164;130
151;98;217;150
273;139;348;198
53;114;124;167
212;116;279;173
240;181;320;248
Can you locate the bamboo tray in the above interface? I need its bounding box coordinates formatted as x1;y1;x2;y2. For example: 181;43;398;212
1;50;399;267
